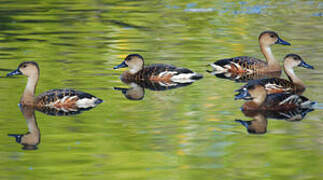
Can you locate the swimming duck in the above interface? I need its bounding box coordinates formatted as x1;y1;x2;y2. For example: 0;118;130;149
236;54;314;96
8;106;39;150
235;84;315;111
210;31;290;75
6;61;102;112
114;54;203;83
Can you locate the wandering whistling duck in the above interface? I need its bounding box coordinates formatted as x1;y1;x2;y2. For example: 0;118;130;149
6;61;102;112
236;54;314;96
113;54;203;83
235;84;315;111
210;31;291;75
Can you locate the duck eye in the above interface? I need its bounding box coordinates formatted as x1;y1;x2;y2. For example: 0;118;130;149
293;57;297;60
23;65;27;68
270;35;275;38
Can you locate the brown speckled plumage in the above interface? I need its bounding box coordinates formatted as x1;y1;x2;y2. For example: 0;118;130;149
121;64;195;82
240;78;298;95
242;93;310;111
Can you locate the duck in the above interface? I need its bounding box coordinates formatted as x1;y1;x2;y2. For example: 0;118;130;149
235;84;315;111
6;61;102;112
236;54;314;96
113;54;203;83
210;31;291;75
8;106;40;150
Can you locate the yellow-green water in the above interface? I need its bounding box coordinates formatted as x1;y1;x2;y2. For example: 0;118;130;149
0;0;322;179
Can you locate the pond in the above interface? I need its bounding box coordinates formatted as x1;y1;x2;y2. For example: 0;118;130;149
0;0;322;179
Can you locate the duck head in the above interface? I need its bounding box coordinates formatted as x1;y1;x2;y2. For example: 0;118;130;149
235;84;267;105
114;54;144;74
8;133;39;150
235;118;267;134
7;61;39;77
114;82;144;100
259;31;291;46
284;54;314;70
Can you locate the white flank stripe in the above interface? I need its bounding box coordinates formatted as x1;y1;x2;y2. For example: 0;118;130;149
170;73;196;83
210;64;228;73
159;71;177;77
279;95;298;105
76;97;98;108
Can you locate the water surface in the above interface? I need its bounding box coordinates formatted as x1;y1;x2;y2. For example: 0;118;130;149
0;0;322;179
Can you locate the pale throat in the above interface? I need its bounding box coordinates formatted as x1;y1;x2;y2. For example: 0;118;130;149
284;65;303;85
24;74;39;97
253;95;266;106
129;66;141;74
261;45;279;67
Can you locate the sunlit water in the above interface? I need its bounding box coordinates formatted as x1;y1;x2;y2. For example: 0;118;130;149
0;0;322;179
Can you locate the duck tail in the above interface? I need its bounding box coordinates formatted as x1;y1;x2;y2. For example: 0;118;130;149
170;73;203;83
95;98;104;105
301;101;316;109
209;63;228;74
190;73;203;80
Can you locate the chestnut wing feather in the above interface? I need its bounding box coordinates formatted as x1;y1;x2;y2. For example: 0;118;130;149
214;56;266;69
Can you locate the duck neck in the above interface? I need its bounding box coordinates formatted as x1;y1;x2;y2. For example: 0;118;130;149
284;64;304;88
260;44;280;69
23;74;39;100
129;66;142;74
23;107;39;134
252;95;266;108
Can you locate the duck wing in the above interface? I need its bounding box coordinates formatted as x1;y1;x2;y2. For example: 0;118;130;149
36;89;102;116
237;78;295;95
263;93;313;110
211;56;267;74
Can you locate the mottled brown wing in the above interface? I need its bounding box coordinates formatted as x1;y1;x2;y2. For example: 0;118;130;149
241;78;296;94
35;89;101;116
214;56;267;73
263;93;309;110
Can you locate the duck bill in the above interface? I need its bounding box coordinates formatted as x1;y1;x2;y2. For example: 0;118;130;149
6;69;22;77
235;119;251;128
113;61;128;69
299;61;314;69
234;90;252;100
114;87;128;94
275;37;291;45
8;134;23;143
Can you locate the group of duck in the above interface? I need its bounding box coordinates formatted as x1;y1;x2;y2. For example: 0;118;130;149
5;30;315;146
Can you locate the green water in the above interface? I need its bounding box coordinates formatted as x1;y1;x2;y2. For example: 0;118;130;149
0;0;322;179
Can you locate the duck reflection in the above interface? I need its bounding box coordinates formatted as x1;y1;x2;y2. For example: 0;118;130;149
236;105;314;134
8;105;40;150
114;78;196;100
208;70;281;83
8;101;100;150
